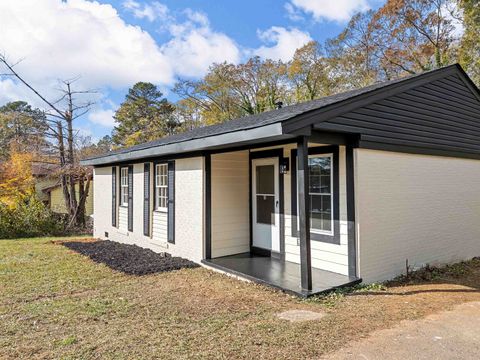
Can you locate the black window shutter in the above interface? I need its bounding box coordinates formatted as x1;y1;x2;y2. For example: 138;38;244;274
128;165;134;232
112;166;117;227
153;164;158;210
143;163;150;236
167;160;175;243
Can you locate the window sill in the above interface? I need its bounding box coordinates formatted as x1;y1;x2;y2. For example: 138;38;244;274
119;205;128;208
153;209;168;214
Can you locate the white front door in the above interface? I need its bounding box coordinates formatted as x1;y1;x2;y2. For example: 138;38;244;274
252;157;280;252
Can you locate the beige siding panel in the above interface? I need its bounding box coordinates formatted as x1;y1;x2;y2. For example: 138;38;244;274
211;150;250;258
356;149;480;283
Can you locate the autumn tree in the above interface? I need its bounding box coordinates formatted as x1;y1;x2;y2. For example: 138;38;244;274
0;55;94;228
112;82;177;147
371;0;459;75
457;0;480;86
327;11;382;87
0;149;35;205
288;41;343;101
0;101;48;160
174;57;288;125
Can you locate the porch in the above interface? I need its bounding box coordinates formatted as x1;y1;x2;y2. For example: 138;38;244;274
205;135;359;297
202;253;360;298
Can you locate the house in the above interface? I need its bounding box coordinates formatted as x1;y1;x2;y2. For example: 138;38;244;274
32;162;60;205
81;64;480;297
43;181;94;217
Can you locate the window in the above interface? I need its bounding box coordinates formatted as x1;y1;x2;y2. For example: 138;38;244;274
155;163;168;211
291;146;339;244
308;154;333;235
120;167;129;206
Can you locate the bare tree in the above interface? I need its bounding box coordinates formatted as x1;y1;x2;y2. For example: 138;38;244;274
0;54;95;228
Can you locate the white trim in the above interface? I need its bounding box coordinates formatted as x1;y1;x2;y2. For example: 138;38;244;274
120;167;129;206
296;153;334;237
155;163;168;212
252;157;280;252
81;123;286;166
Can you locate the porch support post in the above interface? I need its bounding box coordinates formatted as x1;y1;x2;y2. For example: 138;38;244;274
205;153;212;260
297;136;312;291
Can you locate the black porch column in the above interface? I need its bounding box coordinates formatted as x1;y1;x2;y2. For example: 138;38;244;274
297;136;312;291
205;153;212;260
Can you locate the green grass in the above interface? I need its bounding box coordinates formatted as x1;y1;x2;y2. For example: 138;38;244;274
2;237;480;360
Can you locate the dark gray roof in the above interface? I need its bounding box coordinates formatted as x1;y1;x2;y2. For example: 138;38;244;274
82;64;477;165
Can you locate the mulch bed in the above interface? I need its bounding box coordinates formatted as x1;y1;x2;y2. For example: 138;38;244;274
62;240;199;275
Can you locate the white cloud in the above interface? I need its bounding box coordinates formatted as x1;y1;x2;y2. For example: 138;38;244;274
254;27;312;61
0;0;174;98
122;0;170;22
287;0;370;22
284;2;305;21
161;12;241;77
88;108;116;128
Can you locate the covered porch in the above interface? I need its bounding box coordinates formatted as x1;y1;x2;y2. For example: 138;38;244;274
204;133;360;297
202;253;360;297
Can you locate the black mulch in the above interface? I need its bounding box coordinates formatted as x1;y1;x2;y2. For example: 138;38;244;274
63;240;199;275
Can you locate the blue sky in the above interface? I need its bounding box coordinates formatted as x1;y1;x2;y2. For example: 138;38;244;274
0;0;384;140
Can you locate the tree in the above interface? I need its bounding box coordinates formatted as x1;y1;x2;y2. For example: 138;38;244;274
0;148;35;205
0;55;94;228
0;101;48;160
370;0;459;76
112;82;176;147
327;10;382;87
174;57;288;125
458;0;480;86
288;41;342;101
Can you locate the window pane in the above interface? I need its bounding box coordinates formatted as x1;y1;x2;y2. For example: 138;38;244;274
309;175;322;193
310;194;332;232
256;165;274;194
256;195;275;225
320;175;330;193
309;156;330;177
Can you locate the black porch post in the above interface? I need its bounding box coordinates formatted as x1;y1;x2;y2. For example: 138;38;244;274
205;153;212;259
297;136;312;291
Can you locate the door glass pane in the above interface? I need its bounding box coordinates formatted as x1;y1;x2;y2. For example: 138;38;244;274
256;165;274;194
256;195;275;225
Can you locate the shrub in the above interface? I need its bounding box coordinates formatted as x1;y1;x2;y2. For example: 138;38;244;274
0;195;65;239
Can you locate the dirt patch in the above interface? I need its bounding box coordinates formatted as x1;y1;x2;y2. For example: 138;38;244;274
62;240;199;275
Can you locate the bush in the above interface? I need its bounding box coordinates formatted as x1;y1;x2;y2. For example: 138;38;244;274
0;195;65;239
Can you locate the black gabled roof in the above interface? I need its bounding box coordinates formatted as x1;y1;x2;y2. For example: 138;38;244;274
82;64;480;165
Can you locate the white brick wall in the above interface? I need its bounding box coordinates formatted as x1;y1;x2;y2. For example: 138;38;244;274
93;157;204;262
356;149;480;283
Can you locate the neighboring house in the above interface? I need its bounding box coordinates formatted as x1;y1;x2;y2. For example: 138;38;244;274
43;181;94;217
81;64;480;297
32;163;60;204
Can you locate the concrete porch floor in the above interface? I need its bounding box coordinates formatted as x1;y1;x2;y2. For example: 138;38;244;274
202;252;361;298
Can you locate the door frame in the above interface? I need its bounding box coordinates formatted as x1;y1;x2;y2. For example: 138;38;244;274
249;149;285;259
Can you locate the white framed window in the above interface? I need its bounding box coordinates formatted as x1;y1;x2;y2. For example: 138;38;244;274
120;167;129;206
155;163;168;211
308;154;333;235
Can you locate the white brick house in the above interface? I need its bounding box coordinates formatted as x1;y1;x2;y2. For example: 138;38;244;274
81;64;480;297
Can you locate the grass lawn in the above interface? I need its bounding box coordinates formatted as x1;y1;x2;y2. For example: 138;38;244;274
2;237;480;359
